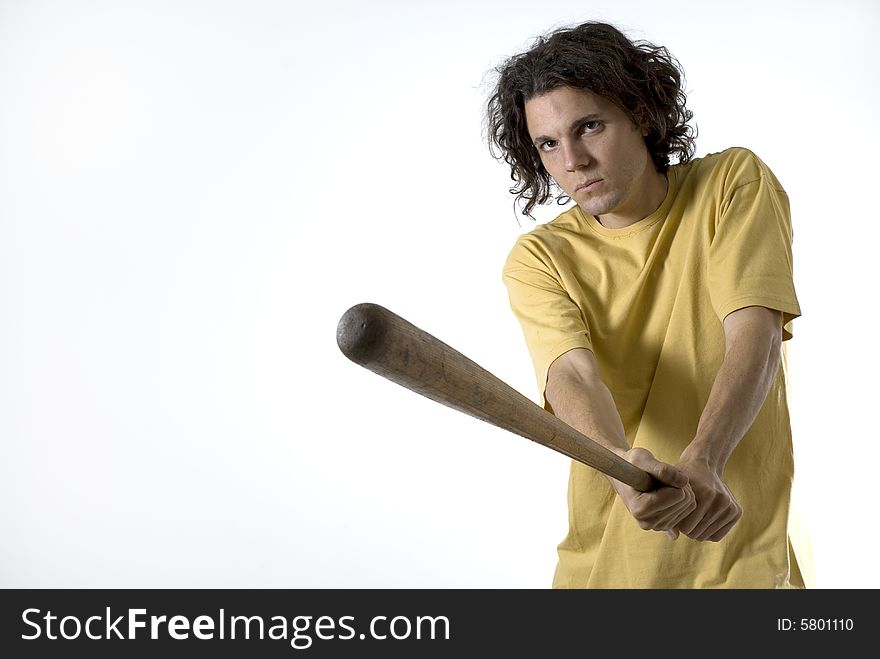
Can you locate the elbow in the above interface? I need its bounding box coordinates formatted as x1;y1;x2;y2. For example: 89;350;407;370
546;368;606;412
750;324;782;379
545;348;607;411
762;312;783;374
767;330;782;375
544;372;570;412
751;323;782;384
723;307;783;375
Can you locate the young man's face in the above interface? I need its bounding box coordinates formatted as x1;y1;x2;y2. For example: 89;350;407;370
524;86;665;228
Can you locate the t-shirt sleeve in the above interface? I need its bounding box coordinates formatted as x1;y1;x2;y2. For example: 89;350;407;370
502;238;593;408
707;160;801;340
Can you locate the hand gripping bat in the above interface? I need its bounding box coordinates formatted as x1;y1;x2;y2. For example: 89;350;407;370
336;302;655;492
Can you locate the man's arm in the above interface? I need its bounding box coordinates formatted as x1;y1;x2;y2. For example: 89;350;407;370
546;348;696;537
675;305;783;541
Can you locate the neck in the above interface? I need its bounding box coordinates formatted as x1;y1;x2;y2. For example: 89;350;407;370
597;168;668;229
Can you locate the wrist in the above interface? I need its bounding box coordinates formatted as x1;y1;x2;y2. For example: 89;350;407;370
679;439;725;475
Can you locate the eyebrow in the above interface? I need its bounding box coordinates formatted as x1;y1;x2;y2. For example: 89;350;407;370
532;114;601;146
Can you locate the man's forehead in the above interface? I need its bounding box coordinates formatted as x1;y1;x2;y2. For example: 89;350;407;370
525;87;609;132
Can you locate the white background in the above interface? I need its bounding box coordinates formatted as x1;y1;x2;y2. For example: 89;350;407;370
1;0;878;588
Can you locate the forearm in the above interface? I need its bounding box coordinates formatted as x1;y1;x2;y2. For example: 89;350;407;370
546;350;695;532
681;322;781;473
546;371;636;498
547;372;630;457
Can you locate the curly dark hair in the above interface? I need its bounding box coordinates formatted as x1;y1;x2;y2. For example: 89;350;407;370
486;22;697;218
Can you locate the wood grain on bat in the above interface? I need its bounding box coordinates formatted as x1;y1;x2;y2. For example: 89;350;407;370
337;302;654;492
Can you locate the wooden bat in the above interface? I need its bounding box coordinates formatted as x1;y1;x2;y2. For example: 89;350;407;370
336;302;655;492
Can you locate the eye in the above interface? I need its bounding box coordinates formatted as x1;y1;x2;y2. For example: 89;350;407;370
581;120;601;133
539;139;557;152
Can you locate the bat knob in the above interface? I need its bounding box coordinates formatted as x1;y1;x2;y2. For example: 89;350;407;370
336;302;390;366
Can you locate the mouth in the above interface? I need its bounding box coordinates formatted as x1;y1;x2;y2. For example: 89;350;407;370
575;178;602;193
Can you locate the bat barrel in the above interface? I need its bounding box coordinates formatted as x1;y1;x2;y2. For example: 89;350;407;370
336;302;391;366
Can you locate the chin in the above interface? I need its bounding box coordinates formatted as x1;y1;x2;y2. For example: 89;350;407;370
577;191;621;217
577;199;614;217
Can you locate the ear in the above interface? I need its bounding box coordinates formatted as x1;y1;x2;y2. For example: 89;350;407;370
632;107;651;136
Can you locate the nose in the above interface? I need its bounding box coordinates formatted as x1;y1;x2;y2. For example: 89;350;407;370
562;140;590;172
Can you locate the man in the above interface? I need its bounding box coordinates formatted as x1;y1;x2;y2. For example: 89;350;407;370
486;22;802;588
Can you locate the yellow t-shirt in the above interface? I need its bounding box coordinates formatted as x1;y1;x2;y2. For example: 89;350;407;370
502;147;802;588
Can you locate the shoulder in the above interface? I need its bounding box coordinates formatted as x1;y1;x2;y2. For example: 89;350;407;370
677;147;785;195
503;206;583;275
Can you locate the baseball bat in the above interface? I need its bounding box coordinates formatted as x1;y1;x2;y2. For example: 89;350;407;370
336;302;655;492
